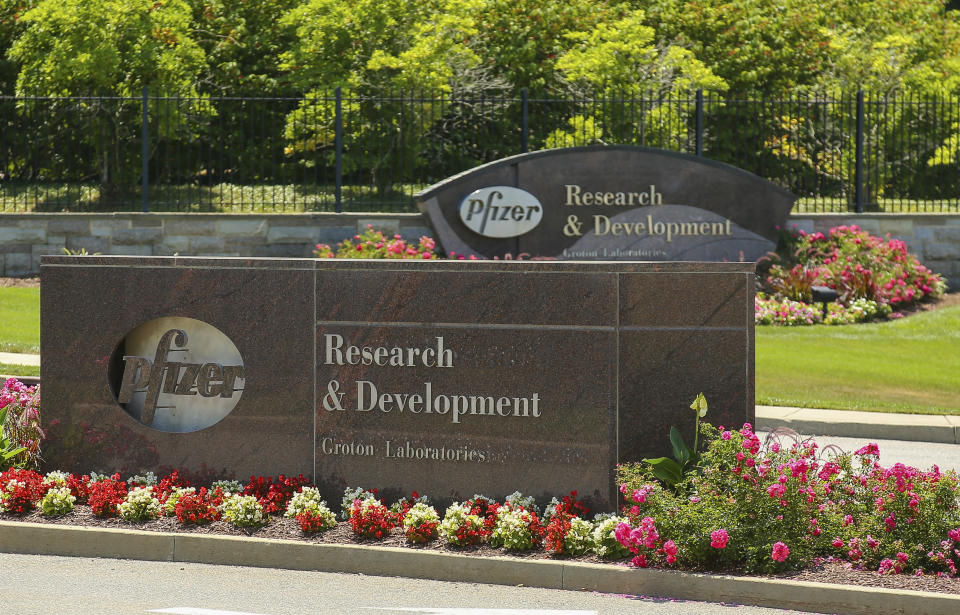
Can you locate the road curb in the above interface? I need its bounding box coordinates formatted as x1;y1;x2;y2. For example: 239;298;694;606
2;520;959;615
756;407;960;445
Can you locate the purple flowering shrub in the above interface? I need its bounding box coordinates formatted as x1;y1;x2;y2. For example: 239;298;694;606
617;423;960;575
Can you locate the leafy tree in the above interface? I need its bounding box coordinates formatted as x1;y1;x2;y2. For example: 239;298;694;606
633;0;833;96
8;0;207;201
188;0;300;96
469;0;627;94
549;9;725;150
279;0;485;196
0;1;36;93
10;0;204;97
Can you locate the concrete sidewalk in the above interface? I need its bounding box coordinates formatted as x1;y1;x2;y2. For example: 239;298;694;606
757;405;960;444
0;351;39;366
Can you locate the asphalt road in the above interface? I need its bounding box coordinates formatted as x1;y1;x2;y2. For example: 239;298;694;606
0;553;805;615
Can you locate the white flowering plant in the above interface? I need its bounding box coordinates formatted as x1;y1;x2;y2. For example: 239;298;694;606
39;486;76;517
163;487;196;517
222;494;267;528
402;502;440;543
439;503;484;547
592;515;631;559
340;486;377;520
118;486;161;522
285;486;336;531
489;506;544;551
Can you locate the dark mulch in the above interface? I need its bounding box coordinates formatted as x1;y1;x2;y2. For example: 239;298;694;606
4;508;960;596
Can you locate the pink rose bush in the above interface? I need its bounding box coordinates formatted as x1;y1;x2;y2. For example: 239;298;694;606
314;225;437;260
617;422;960;575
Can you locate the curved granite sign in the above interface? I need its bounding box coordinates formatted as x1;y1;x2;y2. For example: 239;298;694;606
416;146;796;262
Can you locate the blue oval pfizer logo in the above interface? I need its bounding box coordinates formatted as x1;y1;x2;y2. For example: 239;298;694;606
459;186;543;238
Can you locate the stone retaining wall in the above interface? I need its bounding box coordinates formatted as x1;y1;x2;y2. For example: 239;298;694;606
1;212;958;288
0;213;432;277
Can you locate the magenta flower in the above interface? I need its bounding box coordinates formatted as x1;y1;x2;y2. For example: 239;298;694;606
663;539;678;556
771;542;790;562
710;529;729;549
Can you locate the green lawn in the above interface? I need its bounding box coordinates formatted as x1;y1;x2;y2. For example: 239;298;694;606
0;362;39;377
0;286;39;354
756;304;960;414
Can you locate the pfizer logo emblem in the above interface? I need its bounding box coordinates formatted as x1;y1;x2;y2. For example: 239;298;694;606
108;317;245;433
459;186;543;238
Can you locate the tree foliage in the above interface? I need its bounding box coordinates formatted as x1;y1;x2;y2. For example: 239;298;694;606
2;0;960;201
9;0;204;96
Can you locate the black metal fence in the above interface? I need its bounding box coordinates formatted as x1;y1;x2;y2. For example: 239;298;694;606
2;89;959;213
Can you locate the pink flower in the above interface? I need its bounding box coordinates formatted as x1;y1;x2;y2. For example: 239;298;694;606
632;554;648;568
855;443;880;457
832;537;844;548
843;514;853;526
710;529;729;549
721;431;732;440
771;542;790;562
948;528;960;543
663;540;678;556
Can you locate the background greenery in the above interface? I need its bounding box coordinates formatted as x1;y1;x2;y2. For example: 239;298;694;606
3;1;960;212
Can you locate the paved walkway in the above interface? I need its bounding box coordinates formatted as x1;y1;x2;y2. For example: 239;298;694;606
0;351;39;367
756;405;960;444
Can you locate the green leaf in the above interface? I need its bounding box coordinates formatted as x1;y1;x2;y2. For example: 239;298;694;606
669;425;691;467
642;456;684;486
690;392;708;417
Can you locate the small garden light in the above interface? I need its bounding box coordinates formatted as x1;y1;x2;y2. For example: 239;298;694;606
811;285;839;320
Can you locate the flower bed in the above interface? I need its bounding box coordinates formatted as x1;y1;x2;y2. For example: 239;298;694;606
3;421;959;585
757;225;947;325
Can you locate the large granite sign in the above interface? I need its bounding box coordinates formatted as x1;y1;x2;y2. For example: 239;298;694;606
41;255;755;511
416;146;796;262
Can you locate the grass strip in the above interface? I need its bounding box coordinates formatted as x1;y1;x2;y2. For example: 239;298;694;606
0;363;39;378
0;287;39;354
756;304;960;415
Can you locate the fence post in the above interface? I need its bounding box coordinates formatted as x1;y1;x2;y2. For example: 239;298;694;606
854;90;864;213
141;86;149;213
695;89;703;156
521;88;529;153
334;87;343;214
